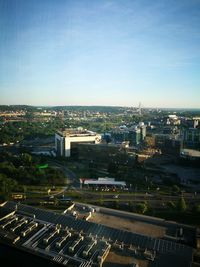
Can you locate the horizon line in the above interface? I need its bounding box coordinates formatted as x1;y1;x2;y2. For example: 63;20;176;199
0;104;200;110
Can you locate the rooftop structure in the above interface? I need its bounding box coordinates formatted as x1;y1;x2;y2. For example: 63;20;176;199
57;128;98;138
0;207;15;222
0;201;195;267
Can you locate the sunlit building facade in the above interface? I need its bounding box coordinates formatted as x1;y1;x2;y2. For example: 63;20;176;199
55;128;101;157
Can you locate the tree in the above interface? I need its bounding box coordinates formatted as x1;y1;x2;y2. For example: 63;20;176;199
177;197;187;212
0;162;16;177
192;204;200;214
172;185;181;194
21;153;32;165
128;201;134;212
135;202;148;214
0;174;18;196
23;185;27;194
114;199;119;209
167;201;176;210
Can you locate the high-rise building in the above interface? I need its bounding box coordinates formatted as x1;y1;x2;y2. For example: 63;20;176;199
182;128;200;149
140;125;146;142
132;127;141;145
111;123;146;146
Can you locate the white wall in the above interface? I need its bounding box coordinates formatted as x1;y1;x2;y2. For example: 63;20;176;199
64;134;101;157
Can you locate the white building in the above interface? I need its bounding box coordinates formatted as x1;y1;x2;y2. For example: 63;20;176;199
55;128;101;157
79;177;126;188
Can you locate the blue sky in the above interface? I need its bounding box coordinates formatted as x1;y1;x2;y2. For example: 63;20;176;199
0;0;200;108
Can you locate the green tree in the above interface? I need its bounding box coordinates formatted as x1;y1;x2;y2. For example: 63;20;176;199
135;202;148;214
23;185;27;194
128;201;134;212
167;201;176;210
99;193;104;206
114;199;119;209
192;204;200;214
0;162;16;177
21;153;32;165
177;197;187;212
172;185;181;194
0;174;18;196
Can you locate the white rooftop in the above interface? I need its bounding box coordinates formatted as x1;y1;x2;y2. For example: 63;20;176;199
80;177;126;186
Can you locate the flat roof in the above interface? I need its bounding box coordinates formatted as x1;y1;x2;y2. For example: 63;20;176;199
57;128;97;137
1;201;194;267
181;149;200;158
80;179;126;186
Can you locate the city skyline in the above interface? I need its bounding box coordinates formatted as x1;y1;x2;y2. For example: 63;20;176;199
0;0;200;108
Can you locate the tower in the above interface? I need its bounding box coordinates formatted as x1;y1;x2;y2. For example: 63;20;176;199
138;102;142;116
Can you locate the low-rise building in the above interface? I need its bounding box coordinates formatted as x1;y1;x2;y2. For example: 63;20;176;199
80;177;126;189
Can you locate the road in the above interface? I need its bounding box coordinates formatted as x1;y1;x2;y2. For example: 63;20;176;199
21;159;200;208
44;160;200;207
47;160;81;197
77;190;200;201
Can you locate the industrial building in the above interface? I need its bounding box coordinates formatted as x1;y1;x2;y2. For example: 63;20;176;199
0;202;111;267
55;128;101;157
0;201;196;267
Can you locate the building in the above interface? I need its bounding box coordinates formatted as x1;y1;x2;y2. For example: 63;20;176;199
73;143;136;170
181;118;200;129
145;134;156;148
165;114;181;125
80;177;126;189
182;128;200;149
180;149;200;166
140;124;146;142
55;128;101;157
111;123;146;146
111;126;129;144
130;124;146;146
132;127;141;145
0;201;195;267
154;134;182;155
